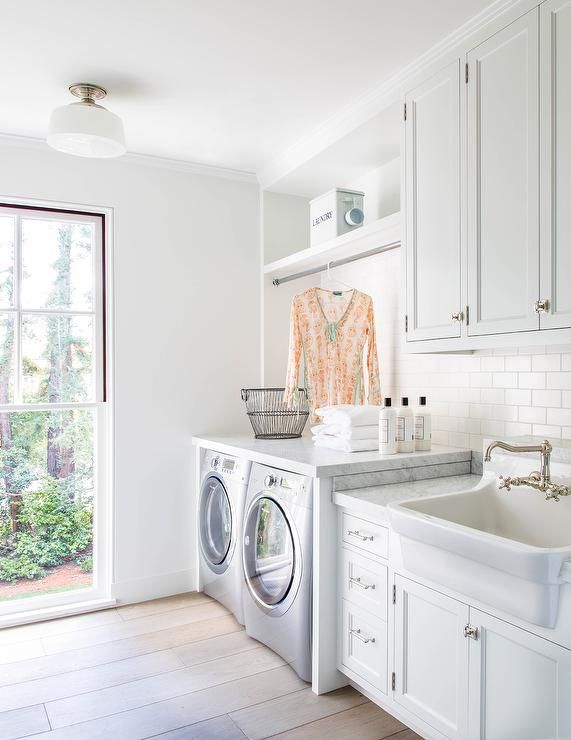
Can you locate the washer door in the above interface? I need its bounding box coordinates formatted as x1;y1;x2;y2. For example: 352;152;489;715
243;495;300;616
199;475;233;574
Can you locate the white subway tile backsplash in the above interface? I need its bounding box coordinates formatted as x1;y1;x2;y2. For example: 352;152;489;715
505;355;531;372
481;419;505;436
449;402;470;417
532;355;561;372
449;432;470;447
562;354;571;371
481;388;505;404
505;422;533;436
563;392;571;408
532;424;562;438
547;372;571;390
470;373;493;388
505;389;531;406
518;372;546;389
493;372;518;388
490;405;518;422
546;408;571;427
532;390;561;408
518;406;546;424
481;356;505;372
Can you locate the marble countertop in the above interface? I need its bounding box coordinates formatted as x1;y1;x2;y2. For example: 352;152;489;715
192;434;472;477
334;473;482;521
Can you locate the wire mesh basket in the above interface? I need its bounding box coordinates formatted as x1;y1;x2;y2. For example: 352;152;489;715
241;388;309;439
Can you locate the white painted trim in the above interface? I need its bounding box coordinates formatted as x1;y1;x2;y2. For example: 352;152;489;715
0;598;117;630
111;568;195;605
258;0;531;190
0;133;258;185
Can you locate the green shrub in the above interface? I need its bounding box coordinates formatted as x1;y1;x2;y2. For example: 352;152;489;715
0;555;45;581
77;556;93;572
14;481;92;568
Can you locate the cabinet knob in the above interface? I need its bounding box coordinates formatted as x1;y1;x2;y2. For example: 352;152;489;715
451;312;464;322
534;299;549;314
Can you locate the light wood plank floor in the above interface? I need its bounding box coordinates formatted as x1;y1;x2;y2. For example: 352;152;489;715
0;593;422;740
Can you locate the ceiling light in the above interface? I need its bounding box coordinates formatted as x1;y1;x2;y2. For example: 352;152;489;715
47;83;126;158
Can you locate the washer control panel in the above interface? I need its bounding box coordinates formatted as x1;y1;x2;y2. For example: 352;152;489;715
202;449;250;484
251;463;312;509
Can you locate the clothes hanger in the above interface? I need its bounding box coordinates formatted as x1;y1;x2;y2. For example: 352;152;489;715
320;261;354;293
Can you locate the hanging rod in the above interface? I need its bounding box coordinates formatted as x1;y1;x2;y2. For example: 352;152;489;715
272;240;401;286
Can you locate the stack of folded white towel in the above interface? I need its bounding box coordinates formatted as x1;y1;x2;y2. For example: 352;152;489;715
312;405;381;452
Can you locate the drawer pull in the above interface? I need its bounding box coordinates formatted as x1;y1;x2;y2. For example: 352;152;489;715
349;627;375;644
347;529;373;542
349;576;375;590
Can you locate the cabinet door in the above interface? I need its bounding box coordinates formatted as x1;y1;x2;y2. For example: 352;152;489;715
540;0;571;329
468;608;571;740
405;60;462;341
394;576;469;739
467;10;539;336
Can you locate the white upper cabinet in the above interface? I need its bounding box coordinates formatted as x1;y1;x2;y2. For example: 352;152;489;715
405;61;462;341
540;0;571;330
468;608;571;740
466;9;539;336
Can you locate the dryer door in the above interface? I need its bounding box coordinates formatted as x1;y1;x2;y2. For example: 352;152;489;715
199;475;233;574
243;495;300;616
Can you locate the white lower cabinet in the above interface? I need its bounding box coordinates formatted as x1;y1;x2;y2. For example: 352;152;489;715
467;608;571;740
341;599;388;694
336;514;571;739
394;575;469;739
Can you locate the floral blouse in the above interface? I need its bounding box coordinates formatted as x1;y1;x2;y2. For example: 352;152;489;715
284;287;381;419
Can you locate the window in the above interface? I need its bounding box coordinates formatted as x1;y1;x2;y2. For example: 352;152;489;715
0;204;109;615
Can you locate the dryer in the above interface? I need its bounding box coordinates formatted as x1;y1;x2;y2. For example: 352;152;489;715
242;463;313;682
198;449;251;624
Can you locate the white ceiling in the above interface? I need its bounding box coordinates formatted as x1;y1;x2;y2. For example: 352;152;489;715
2;0;493;174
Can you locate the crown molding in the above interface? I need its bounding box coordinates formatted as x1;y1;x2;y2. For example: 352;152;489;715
258;0;524;190
0;132;259;185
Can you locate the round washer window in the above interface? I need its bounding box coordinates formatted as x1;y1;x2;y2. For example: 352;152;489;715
199;476;232;566
243;496;295;606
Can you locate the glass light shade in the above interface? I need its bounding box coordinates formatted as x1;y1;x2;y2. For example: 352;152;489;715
47;101;126;158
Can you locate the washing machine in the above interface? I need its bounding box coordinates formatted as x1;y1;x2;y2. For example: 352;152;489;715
242;462;313;682
198;449;251;624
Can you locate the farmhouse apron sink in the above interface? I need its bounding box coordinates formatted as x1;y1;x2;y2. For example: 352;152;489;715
388;472;571;627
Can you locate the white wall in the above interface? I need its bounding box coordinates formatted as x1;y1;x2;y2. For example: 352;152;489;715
0;139;260;602
263;190;309;264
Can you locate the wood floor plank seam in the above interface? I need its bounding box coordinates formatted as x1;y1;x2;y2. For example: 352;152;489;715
49;667;307;739
39;603;232;656
252;692;370;740
43;659;292;732
116;594;213;623
42;703;52;732
0;614;244;690
139;683;311;740
4;641;263;716
1;626;246;692
227;712;250;739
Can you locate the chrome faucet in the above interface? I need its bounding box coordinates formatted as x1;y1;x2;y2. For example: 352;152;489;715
484;439;571;501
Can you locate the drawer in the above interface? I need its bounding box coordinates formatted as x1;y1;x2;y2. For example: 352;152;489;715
340;547;388;620
340;599;387;694
341;511;388;559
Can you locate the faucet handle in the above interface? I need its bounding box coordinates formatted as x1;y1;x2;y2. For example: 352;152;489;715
498;475;512;491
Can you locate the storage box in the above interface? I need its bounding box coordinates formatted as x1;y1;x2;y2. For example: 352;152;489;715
309;188;365;247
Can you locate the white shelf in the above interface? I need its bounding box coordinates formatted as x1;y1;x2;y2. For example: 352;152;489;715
263;212;401;282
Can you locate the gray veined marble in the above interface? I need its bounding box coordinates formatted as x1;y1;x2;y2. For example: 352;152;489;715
332;460;472;491
192;434;472;478
334;473;482;522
